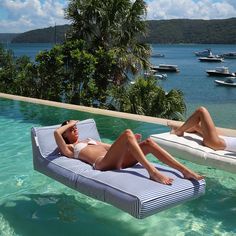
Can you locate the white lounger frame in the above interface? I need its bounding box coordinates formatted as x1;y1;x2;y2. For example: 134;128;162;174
151;132;236;174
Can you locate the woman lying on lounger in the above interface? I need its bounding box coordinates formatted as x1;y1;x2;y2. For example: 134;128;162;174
168;106;236;152
54;120;203;185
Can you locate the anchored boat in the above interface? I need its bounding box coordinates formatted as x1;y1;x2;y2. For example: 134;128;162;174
214;77;236;87
151;64;180;72
206;67;235;77
199;56;224;62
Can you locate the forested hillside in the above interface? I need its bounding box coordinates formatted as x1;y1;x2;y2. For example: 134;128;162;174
6;18;236;44
11;25;70;43
145;18;236;44
0;33;19;43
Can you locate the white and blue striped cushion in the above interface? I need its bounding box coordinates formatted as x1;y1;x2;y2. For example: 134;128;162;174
31;119;205;219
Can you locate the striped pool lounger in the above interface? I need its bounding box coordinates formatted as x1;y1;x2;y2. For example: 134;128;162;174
151;132;236;174
31;119;206;219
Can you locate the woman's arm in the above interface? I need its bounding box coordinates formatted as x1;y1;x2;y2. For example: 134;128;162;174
54;120;77;158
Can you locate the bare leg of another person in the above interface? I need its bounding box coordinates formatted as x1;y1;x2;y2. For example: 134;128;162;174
168;122;203;136
95;129;174;185
169;107;225;150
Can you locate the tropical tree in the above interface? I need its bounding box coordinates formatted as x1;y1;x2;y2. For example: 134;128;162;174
0;45;16;93
34;45;65;100
13;55;37;97
65;0;151;85
109;77;186;120
59;39;97;105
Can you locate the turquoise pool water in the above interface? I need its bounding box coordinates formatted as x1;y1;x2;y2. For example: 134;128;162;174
0;98;236;236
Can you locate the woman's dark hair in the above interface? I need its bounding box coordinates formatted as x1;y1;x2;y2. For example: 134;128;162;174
61;120;70;144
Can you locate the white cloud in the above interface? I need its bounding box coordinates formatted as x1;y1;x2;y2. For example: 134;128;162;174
0;0;235;33
146;0;236;20
0;0;68;33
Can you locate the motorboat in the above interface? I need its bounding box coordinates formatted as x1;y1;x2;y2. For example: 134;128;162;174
155;73;168;80
219;52;236;59
151;64;180;72
206;67;235;77
195;49;212;57
214;77;236;87
199;56;224;62
144;70;168;80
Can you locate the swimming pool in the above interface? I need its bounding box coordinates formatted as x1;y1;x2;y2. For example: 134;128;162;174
0;97;235;236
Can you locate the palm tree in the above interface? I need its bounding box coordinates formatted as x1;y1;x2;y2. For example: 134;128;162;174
109;77;186;120
65;0;151;84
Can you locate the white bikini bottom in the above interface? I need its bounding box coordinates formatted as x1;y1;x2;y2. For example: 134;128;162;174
92;156;105;170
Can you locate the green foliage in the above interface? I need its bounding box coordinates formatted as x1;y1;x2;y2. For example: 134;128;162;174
109;77;186;120
13;56;37;97
65;0;151;83
0;41;97;105
65;0;147;48
92;47;116;105
63;41;97;104
34;45;65;100
0;45;17;93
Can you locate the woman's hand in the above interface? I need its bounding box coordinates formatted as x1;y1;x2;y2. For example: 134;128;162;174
68;120;78;126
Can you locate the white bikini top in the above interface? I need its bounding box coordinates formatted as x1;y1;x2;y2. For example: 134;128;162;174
74;138;97;159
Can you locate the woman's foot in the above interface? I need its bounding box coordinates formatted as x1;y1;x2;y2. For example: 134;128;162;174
167;122;184;136
150;169;174;185
182;169;204;181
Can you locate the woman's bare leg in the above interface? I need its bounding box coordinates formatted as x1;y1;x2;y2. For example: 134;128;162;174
138;138;204;180
169;107;225;150
168;122;203;136
95;129;174;185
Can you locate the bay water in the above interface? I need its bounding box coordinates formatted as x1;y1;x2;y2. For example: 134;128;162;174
5;43;236;129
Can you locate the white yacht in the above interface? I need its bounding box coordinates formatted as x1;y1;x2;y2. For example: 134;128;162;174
199;56;224;62
151;64;180;72
206;67;235;77
215;77;236;87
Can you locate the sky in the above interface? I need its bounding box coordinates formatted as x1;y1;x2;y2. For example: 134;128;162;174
0;0;236;33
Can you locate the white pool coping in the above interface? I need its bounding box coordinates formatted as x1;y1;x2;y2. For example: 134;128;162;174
1;92;236;136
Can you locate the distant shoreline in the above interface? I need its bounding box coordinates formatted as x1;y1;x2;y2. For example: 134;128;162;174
1;18;236;44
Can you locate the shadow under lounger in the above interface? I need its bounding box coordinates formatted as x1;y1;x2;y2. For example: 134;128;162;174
31;119;206;219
